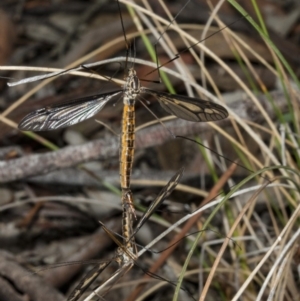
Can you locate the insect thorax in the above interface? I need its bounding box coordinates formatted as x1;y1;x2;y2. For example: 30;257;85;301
123;68;140;105
115;246;134;265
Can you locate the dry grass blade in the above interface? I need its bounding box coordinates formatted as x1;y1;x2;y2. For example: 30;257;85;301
0;0;299;300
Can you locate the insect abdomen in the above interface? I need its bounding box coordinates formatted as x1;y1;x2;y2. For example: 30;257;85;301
120;104;135;190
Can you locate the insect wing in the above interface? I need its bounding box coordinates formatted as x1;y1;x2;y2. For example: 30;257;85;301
143;88;228;122
131;167;184;238
68;260;111;301
18;90;123;131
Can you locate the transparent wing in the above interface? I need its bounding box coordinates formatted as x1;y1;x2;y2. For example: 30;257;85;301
131;167;184;239
143;88;228;122
18;90;123;131
68;260;112;301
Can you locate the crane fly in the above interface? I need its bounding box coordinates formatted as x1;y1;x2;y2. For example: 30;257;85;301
17;0;229;214
14;1;230;299
67;168;184;301
18;67;228;211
